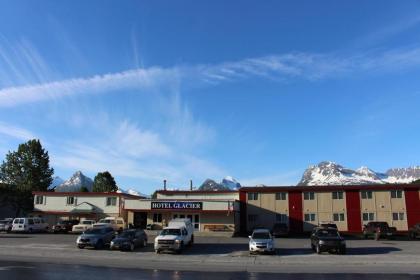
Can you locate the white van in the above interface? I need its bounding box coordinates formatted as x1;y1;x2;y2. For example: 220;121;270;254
12;217;49;233
93;217;125;232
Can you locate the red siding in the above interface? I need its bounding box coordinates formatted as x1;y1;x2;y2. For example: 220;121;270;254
405;189;420;229
288;191;303;233
346;190;362;233
239;190;247;233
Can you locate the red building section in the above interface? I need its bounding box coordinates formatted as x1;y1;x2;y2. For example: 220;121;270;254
288;191;303;233
405;188;420;229
239;190;248;234
345;190;362;233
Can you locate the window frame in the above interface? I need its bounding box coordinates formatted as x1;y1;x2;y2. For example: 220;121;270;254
390;190;403;199
276;213;288;223
248;193;258;201
333;213;345;222
361;190;373;199
105;197;117;206
35;195;44;205
66;196;76;205
332;191;344;200
303;192;315;200
304;213;316;222
275;192;287;201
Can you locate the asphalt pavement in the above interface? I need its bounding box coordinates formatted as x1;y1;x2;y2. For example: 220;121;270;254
0;233;420;275
1;260;420;280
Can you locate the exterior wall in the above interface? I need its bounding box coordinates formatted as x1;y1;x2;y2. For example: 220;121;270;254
405;189;420;228
360;190;408;231
33;194;120;215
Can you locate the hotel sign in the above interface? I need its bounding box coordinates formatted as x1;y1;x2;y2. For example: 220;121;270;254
151;201;203;210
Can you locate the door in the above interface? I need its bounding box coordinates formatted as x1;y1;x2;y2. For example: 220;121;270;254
134;212;147;229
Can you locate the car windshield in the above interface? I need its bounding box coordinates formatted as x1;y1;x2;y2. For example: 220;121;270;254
84;228;104;234
82;221;93;225
252;232;271;239
317;229;339;237
161;229;181;235
119;231;135;238
98;219;111;223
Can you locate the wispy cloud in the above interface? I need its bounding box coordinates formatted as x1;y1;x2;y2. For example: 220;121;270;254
0;122;36;141
3;45;420;107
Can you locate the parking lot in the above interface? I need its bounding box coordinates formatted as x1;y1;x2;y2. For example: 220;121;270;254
0;232;419;274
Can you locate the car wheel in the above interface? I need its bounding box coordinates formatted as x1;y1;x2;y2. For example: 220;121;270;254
130;243;135;252
142;239;147;247
311;244;315;251
339;248;346;255
155;249;160;254
316;245;321;254
95;240;104;250
28;228;33;234
190;235;194;246
78;245;85;249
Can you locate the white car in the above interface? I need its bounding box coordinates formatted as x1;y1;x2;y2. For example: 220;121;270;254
12;217;49;233
249;228;275;254
0;218;13;232
71;219;96;233
93;217;125;232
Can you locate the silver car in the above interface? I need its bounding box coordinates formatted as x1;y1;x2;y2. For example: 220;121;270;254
249;228;275;254
76;226;115;249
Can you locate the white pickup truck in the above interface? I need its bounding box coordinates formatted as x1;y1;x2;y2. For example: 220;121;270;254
154;218;194;254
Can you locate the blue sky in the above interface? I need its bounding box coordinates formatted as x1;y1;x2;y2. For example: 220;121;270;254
1;1;420;193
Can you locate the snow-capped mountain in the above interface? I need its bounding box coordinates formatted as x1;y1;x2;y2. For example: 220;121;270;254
55;171;94;192
221;176;241;190
198;176;241;191
298;161;420;186
117;188;150;198
48;176;64;190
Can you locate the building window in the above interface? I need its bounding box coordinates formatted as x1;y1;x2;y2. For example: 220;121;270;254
303;192;315;200
66;196;76;205
362;212;375;221
333;213;345;222
276;214;288;223
106;197;117;206
332;191;343;200
248;214;258;223
392;212;405;221
390;190;403;199
35;195;44;205
361;190;373;199
153;213;162;223
304;213;316;222
275;192;287;200
248;193;258;201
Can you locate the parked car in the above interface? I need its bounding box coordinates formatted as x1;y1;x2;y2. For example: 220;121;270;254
311;227;346;254
94;217;125;232
154;219;194;254
408;223;420;239
11;217;49;233
110;228;148;251
53;220;79;233
249;228;275;254
0;218;14;233
76;226;115;249
362;222;397;239
146;224;160;230
272;223;288;237
319;222;338;230
72;219;96;233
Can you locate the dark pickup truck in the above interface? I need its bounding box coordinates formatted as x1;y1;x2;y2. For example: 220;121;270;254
408;223;420;239
362;222;397;239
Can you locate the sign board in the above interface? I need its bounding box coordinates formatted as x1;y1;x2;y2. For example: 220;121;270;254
151;201;203;210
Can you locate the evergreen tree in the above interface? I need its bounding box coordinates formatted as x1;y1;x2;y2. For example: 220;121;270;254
79;186;89;192
0;139;54;191
0;139;53;216
412;179;420;184
92;171;118;192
